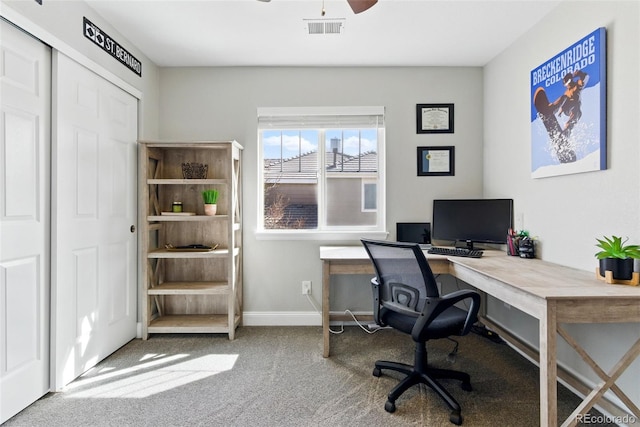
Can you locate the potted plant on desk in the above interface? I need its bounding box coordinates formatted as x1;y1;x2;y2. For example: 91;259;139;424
595;235;640;284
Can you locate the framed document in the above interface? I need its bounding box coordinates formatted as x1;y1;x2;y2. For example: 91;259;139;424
417;146;454;176
416;103;454;134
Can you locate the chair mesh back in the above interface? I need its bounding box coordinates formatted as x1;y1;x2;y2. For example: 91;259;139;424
363;240;439;313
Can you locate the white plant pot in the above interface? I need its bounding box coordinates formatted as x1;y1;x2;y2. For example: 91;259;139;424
204;204;217;216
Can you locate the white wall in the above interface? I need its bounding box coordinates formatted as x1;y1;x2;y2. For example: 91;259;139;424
484;0;639;410
158;66;483;318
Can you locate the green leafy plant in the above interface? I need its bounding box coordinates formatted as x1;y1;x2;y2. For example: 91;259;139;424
595;235;640;259
202;189;219;204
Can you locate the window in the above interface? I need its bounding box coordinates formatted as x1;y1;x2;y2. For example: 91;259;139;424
258;107;385;235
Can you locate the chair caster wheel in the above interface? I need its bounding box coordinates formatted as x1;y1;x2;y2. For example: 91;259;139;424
461;381;472;392
372;367;381;377
384;400;396;413
449;410;463;425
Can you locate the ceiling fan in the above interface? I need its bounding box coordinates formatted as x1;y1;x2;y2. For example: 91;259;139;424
257;0;378;14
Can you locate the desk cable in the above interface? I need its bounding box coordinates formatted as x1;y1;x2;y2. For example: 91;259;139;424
331;309;391;335
304;293;390;335
305;293;321;314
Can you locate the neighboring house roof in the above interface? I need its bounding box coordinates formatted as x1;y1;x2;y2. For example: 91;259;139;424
264;150;377;183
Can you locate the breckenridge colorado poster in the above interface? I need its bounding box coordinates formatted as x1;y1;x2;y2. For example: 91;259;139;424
530;27;606;178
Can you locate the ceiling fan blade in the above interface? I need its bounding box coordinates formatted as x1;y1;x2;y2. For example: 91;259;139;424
347;0;378;14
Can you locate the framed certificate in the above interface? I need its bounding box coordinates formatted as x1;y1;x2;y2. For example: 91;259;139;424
416;103;454;134
417;146;454;176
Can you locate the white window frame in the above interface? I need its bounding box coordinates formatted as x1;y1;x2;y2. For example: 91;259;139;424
256;106;387;241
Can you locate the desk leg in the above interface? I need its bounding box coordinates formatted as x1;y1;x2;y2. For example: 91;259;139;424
540;301;558;427
322;261;330;358
557;327;640;425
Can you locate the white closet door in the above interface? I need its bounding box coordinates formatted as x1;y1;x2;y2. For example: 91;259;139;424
0;21;51;423
51;52;138;390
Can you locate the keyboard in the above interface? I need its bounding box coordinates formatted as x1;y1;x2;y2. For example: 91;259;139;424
427;247;483;258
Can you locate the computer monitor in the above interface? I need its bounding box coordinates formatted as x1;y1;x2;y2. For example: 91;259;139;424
396;222;431;245
432;199;513;249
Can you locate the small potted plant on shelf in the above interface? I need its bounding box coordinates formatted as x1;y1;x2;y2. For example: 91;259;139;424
595;235;640;283
202;189;219;216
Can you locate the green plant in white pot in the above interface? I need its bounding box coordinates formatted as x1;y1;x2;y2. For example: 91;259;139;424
202;189;219;216
595;235;640;281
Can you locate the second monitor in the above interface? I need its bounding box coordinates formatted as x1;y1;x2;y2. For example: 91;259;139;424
396;222;431;248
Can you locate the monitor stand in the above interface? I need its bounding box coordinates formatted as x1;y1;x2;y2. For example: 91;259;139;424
455;240;475;251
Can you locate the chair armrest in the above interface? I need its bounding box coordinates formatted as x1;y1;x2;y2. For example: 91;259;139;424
412;289;481;340
442;289;481;335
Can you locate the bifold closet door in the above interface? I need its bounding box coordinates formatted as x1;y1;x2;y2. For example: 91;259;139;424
51;52;138;390
0;20;52;423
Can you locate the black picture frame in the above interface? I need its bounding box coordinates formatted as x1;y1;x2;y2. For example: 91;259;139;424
417;146;455;176
416;103;454;134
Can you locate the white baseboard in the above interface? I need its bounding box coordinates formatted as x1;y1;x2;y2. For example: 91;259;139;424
242;311;322;326
136;311;341;331
242;310;376;327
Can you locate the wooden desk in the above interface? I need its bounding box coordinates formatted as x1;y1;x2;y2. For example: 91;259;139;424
320;246;640;427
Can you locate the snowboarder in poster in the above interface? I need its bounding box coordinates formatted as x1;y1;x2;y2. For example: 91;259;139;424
530;28;606;178
554;70;589;138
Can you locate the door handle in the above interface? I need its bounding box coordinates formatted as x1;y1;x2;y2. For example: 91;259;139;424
130;225;136;233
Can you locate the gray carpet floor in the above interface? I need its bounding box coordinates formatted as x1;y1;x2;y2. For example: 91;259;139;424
4;326;616;427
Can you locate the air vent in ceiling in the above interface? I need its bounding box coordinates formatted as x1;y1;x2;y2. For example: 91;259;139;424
303;19;345;35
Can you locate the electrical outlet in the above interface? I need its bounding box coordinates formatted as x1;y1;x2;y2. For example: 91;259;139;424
302;280;312;295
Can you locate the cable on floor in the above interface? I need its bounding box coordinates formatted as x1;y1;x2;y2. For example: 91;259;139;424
303;293;347;335
302;288;389;335
329;309;391;334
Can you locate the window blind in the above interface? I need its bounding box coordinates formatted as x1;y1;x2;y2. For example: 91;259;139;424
257;106;385;129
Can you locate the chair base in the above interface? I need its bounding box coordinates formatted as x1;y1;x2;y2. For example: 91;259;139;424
373;359;471;425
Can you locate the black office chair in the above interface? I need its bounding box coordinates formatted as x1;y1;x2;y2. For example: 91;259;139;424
361;239;481;425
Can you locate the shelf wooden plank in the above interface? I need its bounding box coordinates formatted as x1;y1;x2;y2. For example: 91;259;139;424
148;281;229;295
147;179;227;185
148;314;239;333
148;247;240;258
148;248;229;258
140;141;242;150
148;215;229;222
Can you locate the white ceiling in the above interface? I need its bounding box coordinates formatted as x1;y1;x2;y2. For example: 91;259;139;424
85;0;562;67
